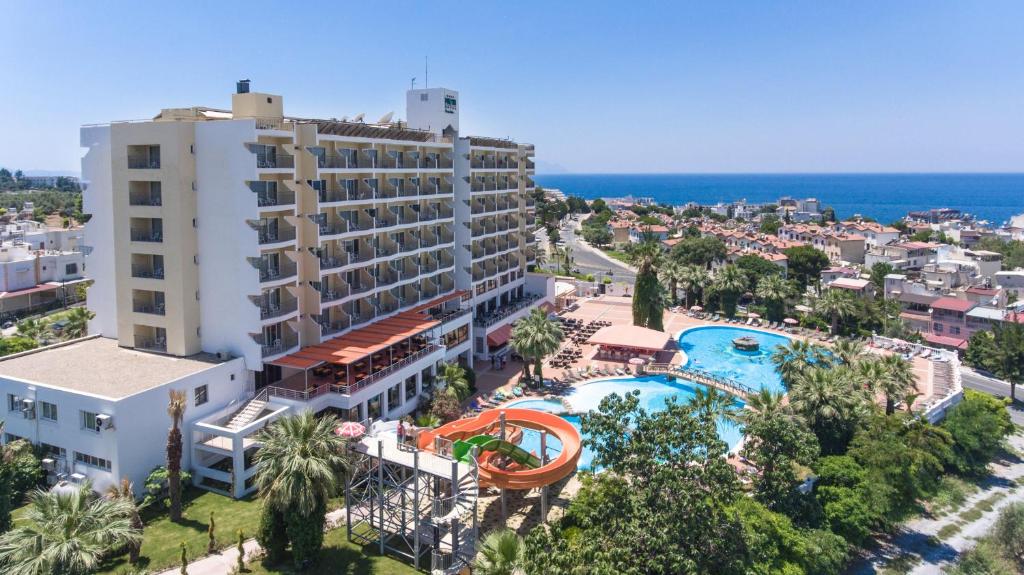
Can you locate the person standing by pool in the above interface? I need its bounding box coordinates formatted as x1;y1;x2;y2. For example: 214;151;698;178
397;420;406;450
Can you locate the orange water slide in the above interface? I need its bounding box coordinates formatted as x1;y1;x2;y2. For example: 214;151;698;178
418;408;582;490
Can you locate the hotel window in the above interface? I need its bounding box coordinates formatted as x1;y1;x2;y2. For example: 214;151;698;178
74;451;111;471
81;411;101;432
41;401;58;422
40;443;66;459
7;394;18;412
950;326;961;335
194;385;208;407
388;383;401;411
933;323;943;333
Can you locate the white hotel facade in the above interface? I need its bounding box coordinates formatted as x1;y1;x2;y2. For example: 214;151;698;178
0;83;550;497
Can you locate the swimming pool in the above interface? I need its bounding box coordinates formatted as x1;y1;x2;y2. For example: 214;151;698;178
507;376;745;470
678;326;791;394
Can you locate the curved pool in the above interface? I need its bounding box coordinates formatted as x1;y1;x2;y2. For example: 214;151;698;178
678;326;790;395
507;376;744;470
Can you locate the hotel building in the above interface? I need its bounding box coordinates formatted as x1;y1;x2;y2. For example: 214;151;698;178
0;83;548;497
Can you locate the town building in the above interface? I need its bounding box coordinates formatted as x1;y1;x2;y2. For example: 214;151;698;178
0;241;86;318
0;83;548;498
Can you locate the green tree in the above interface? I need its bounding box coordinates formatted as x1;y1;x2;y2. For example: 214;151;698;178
731;497;848;575
942;389;1014;476
0;484;142;575
15;318;49;342
759;215;782;235
581;224;612;247
869;262;894;291
741;395;819;517
770;339;829;389
105;478;144;564
236;529;246;572
671;236;727;268
0;336;38;357
878;354;917;415
735;254;783;292
658;257;683;305
473;529;525;575
789;367;867;455
180;542;188;575
992;502;1024;567
754;274;792;322
166;389;187;522
63;307;95;339
254;412;348;568
678;264;709;309
629;231;666;330
510;308;564;383
438;362;470;401
781;245;830;292
714;264;748;318
815;289;857;335
813;455;884;545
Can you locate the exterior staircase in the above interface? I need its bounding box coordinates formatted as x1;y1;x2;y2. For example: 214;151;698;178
225;390;269;430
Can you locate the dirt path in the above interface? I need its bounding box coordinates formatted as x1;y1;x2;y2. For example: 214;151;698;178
850;434;1024;574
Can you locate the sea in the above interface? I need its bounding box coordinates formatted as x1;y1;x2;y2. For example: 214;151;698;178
533;173;1024;226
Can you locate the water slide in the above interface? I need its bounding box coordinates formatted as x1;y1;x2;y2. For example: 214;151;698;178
452;435;543;468
418;408;582;490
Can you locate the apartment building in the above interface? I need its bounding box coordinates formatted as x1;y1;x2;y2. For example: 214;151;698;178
0;83;547;498
0;241;86;318
777;224;865;264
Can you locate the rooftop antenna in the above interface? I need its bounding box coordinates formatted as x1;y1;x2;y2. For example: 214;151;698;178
425;56;429;89
410;77;416;90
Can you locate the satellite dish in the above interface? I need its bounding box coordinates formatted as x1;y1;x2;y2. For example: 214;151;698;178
378;111;394;124
352;113;365;123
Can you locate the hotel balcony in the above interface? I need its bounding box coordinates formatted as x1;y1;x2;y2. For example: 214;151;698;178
437;252;455;270
525;159;535;171
254;294;299;321
317;219;348;238
374;211;398;231
425;177;453;195
129;218;163;243
316;152;365;170
131;254;164;279
420;152;454;170
319;280;351;306
254;329;300;359
380;152;418;170
317;312;351;338
345;213;375;233
256;226;296;246
471;156;497;170
419;254;439;274
318;252;349;273
347;246;376;265
374;265;399;288
128;181;162;206
253;257;297;284
419;277;439;300
133;327;167;353
127;145;161;169
132;289;166;316
254;146;294;170
250;181;295;209
474;293;542;327
345;300;376;327
391;258;419;281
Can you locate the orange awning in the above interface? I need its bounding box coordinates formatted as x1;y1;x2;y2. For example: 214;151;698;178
408;290;470;314
539;301;555;314
487;324;513;347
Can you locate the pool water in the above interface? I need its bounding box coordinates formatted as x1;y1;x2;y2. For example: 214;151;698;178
507;376;744;470
678;326;791;394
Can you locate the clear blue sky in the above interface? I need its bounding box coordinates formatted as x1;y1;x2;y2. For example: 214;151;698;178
2;0;1022;174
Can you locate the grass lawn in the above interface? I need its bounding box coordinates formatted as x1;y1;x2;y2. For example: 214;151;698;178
98;488;262;574
244;528;420;575
600;248;632;265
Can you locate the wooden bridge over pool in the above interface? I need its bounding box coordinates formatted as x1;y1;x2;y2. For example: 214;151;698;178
643;363;754;401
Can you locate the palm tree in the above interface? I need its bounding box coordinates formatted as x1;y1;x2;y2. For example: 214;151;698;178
853;356;887;396
473;529;525;575
532;247;548;271
62;307;95;339
815;289;857;335
0;484;141;575
658;258;683;305
629;231;665;330
439;362;470;401
754;275;791;322
254;412;348;567
511;308;565;383
831;339;865;366
105;479;144;564
738;388;789;426
679;265;709;309
770;339;826;388
166;389;187;522
789;367;867;454
879;354;918;415
553;245;574;275
713;265;747;318
690;387;739;424
15;318;49;342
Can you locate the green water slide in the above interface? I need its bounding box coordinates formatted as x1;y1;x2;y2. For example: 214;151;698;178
452;435;543;468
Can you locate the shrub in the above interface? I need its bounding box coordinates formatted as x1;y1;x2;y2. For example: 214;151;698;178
943;390;1014;476
256;504;287;565
992;502;1024;566
142;465;193;509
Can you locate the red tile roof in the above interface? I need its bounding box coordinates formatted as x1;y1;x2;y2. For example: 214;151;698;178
931;297;976;312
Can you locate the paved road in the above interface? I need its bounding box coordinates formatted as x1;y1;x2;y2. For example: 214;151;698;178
961;368;1024;425
555;220;637;285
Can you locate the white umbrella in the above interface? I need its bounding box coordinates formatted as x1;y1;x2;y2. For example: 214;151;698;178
783;318;799;325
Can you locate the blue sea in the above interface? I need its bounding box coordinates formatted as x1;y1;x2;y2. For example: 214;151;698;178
534;173;1024;226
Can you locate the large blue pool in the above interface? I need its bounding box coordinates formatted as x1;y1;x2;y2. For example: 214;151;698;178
505;326;791;470
679;326;790;395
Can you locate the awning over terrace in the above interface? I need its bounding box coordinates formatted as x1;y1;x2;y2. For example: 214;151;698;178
487;324;513;347
270;311;439;368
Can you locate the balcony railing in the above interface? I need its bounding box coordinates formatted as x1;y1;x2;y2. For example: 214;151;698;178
133;300;166;315
257;153;294;169
128;158;160;169
130;229;162;242
474;294;542;327
320;285;350;303
129;193;162;206
258;333;299;357
134;335;166;352
257;227;296;245
319;318;351;337
318;221;348;236
260;299;298;320
257;189;296;208
131;264;164;279
319;254;349;271
257;259;297;282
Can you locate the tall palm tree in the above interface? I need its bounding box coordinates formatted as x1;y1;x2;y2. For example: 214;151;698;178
629;231;665;330
754;275;791;322
737;388;789;427
658;258;683;305
62;307;95;339
789;367;867;454
770;339;826;388
105;479;144;564
553;245;574;275
254;412;348;567
853;356;887;396
473;529;525;575
0;484;141;575
713;265;748;318
879;354;918;415
532;247;548;270
678;265;709;309
166;389;187;522
831;339;866;366
815;289;857;335
439;362;470;401
690;387;739;425
511;308;565;383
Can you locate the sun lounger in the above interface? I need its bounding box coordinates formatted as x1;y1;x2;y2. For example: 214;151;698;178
615;368;626;376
